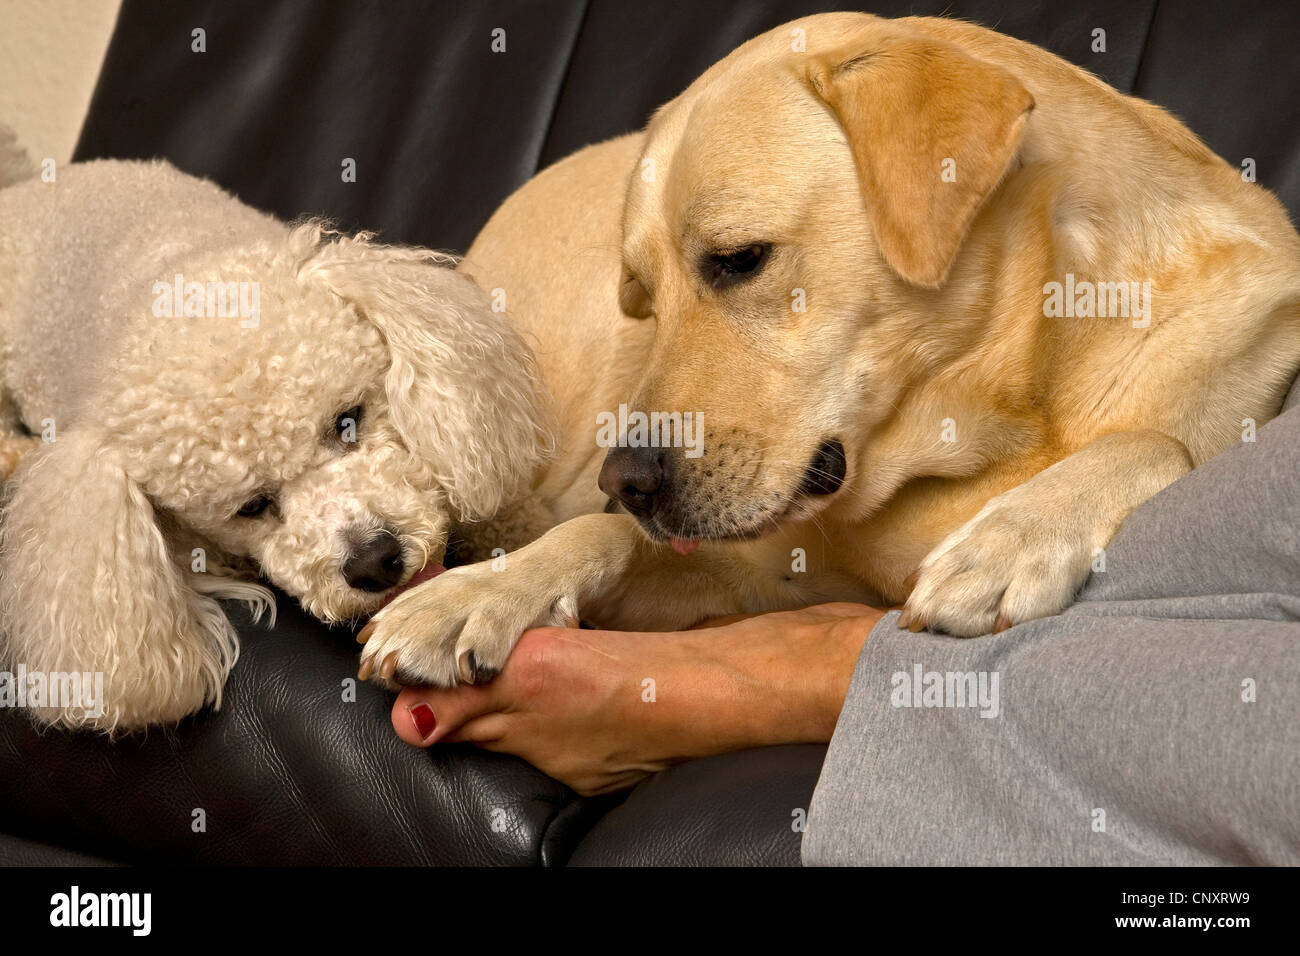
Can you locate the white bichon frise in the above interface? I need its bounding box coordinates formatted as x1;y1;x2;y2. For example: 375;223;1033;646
0;129;551;733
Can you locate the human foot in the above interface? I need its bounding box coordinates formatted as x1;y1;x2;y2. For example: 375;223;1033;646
381;603;882;795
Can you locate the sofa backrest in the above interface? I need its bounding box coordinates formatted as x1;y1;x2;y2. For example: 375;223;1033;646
75;0;1300;253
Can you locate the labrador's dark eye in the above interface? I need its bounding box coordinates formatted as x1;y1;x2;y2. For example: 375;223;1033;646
236;495;274;519
335;405;363;443
705;243;769;288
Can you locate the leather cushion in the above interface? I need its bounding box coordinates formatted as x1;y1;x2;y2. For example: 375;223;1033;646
567;745;827;866
0;596;595;865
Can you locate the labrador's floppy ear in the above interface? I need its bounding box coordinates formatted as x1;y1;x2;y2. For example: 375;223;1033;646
806;33;1034;288
299;229;555;520
0;431;250;732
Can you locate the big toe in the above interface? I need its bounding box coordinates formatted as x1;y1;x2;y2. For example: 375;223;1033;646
391;683;498;747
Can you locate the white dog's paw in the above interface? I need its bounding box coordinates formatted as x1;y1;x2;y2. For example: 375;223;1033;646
357;561;579;688
899;491;1096;637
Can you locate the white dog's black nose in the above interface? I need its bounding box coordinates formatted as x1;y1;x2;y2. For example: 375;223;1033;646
344;536;405;592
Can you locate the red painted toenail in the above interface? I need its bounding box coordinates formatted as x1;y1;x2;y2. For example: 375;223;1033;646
409;703;437;740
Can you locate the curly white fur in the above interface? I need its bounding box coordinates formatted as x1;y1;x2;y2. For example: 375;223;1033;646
0;137;552;732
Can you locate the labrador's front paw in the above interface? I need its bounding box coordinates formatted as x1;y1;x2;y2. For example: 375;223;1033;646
900;491;1096;636
357;561;579;688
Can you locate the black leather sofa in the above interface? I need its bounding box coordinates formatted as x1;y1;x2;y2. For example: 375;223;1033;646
2;0;1298;866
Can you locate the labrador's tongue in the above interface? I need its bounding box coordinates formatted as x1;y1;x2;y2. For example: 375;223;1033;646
669;538;699;556
380;563;446;609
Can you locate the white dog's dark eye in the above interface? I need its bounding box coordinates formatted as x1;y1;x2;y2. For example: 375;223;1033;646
236;495;273;518
335;405;363;442
705;244;769;288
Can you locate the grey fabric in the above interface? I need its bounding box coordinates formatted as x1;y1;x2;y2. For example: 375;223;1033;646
804;379;1300;866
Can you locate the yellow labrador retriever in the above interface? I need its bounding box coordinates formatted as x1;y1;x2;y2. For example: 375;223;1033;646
359;12;1300;686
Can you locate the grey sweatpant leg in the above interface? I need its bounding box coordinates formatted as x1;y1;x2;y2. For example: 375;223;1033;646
802;389;1300;866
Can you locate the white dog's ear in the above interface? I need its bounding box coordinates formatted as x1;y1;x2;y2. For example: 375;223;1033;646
806;32;1034;289
301;232;554;520
0;432;243;732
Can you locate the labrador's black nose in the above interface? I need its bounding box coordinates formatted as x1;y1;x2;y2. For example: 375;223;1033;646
599;445;666;518
343;535;405;591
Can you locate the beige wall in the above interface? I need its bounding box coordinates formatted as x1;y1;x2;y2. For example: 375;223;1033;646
0;0;123;164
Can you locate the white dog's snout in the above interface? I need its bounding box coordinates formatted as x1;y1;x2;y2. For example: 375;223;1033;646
341;527;406;592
